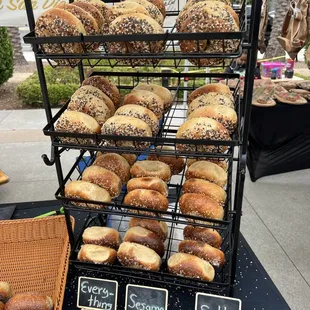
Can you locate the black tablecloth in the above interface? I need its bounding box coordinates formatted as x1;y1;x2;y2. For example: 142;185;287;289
247;102;310;181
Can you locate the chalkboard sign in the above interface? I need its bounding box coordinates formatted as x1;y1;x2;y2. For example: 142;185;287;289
195;293;241;310
125;284;168;310
77;276;118;310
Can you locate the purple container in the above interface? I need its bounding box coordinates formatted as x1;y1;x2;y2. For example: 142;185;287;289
261;62;286;79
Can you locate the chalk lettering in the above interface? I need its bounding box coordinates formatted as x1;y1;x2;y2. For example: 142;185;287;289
201;306;210;310
128;293;163;310
88;294;113;310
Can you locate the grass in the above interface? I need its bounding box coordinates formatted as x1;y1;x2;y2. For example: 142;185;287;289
294;73;310;80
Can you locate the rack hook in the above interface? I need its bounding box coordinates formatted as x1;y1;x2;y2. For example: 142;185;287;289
41;145;56;166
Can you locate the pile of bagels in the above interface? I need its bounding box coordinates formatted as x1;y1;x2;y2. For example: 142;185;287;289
55;75;173;146
35;0;166;65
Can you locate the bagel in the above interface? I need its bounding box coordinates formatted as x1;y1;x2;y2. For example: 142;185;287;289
111;1;150;19
188;83;232;103
127;177;169;196
187;158;228;171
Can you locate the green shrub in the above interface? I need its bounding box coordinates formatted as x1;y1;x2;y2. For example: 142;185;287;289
17;66;80;107
0;27;13;86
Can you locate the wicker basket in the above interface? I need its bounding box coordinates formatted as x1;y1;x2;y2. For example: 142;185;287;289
0;215;72;310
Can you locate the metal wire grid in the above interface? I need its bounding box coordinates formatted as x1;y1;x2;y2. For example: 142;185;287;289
44;71;241;157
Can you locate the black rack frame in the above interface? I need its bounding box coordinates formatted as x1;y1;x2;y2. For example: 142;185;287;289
24;0;261;299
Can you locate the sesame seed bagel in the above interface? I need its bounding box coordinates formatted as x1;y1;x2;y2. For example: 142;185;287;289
187;158;228;171
189;83;232;103
130;160;172;182
185;160;227;187
55;111;100;145
133;83;173;113
101;115;153;149
188;105;237;133
35;8;86;58
68;93;111;126
111;1;150;20
124;90;165;119
82;165;122;198
127;177;169;197
126;0;164;25
56;3;99;35
72;85;115;115
187;93;235;116
108;13;164;66
176;117;231;153
115;104;159;136
93;153;131;185
182;178;227;205
72;1;104;30
65;180;111;209
146;0;166;17
82;76;121;109
177;1;239;66
179;193;224;222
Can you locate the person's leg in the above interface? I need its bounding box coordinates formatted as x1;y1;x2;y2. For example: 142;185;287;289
0;170;9;185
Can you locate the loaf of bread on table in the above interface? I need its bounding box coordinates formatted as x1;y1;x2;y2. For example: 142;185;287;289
133;82;173;113
127;177;168;197
168;253;215;281
129;218;168;241
78;244;117;264
186;161;227;187
65;180;111;209
0;282;13;303
4;293;53;310
183;225;222;248
147;146;185;175
82;226;122;249
117;242;161;271
179;193;224;222
124;226;165;256
130;160;171;183
82;165;122;198
182;178;227;206
178;240;225;267
101;115;152;149
93;153;131;185
124;189;169;215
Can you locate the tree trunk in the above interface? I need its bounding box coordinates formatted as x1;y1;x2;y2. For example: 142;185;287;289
7;27;27;66
264;0;288;60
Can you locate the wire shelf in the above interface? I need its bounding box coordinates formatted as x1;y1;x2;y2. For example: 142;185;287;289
45;71;242;157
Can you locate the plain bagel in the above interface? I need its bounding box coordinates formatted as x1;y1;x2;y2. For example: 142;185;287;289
189;83;232;103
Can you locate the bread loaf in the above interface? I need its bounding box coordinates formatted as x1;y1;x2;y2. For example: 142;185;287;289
71;85;115;115
117;242;161;271
82;76;121;109
82;226;122;249
0;282;13;303
65;180;111;209
124;90;165;119
188;105;237;133
179;193;224;222
82;166;122;198
133;82;173;113
147;146;185;175
35;8;86;57
129;218;168;241
189;83;232;104
183;225;222;248
187;158;228;171
188;93;235;118
125;0;164;25
168;253;215;281
93;153;130;185
115;104;159;136
55;111;100;145
112;1;150;19
68;93;111;126
182;178;227;205
124;189;169;215
130;160;171;182
4;293;53;310
108;13;164;66
101;115;152;149
78;244;117;264
127;177;168;196
178;240;225;267
124;226;165;256
176;117;231;153
186;161;227;187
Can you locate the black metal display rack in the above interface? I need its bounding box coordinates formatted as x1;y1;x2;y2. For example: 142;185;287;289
23;0;261;304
